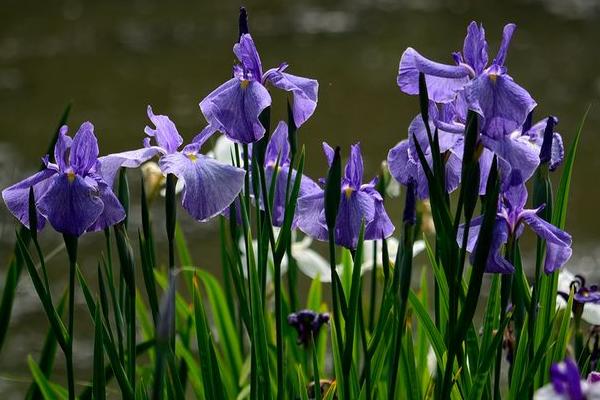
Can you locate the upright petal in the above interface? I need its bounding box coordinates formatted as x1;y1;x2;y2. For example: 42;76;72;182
85;181;126;232
70;122;99;175
322;142;335;167
98;146;163;189
494;24;517;67
159;152;245;221
145;106;183;153
264;69;319;128
502;171;529;212
38;174;104;236
265;121;290;168
190;124;218;150
521;211;572;273
466;72;537;138
335;189;375;249
524;118;565;171
54;125;72;172
397;47;471;103
344;143;364;189
200;77;271;144
233;34;263;80
2;168;57;229
462;21;488;74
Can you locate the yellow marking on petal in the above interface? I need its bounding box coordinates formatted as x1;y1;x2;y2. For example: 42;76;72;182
344;186;353;199
240;80;250;89
187;153;198;162
67;171;76;183
489;74;498;84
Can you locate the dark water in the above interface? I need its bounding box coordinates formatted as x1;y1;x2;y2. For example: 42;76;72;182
1;0;599;397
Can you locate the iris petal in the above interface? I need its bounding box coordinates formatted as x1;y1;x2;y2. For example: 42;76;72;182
38;174;104;236
200;77;271;144
264;69;319;129
1;168;57;230
159;152;245;221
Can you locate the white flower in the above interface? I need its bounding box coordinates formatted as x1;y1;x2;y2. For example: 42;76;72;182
556;269;600;325
295;237;426;283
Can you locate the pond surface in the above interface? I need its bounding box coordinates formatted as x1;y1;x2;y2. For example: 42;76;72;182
1;0;599;397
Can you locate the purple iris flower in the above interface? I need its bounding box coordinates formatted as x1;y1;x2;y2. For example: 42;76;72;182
296;143;394;250
98;106;245;222
398;21;536;139
550;358;584;400
261;121;321;227
287;309;330;346
200;33;318;144
458;172;572;273
387;104;464;199
2;122;125;236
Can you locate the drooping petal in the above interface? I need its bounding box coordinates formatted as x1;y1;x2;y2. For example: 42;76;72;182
264;69;319;128
200;77;271;144
582;303;600;326
387;140;419;187
38;174;104;236
364;199;395;241
478;147;494;195
462;21;488;75
296;191;328;242
159;152;245;221
265;121;290;168
233;34;263;81
494;23;517;67
483;220;513;273
457;215;484;253
69;122;99;175
521;211;572;273
85;181;126;232
144;106;183;154
466;71;537;139
98;146;163;189
335;189;375;249
481;133;540;186
344;143;364;189
54;125;72;172
397;47;471;103
2;168;57;230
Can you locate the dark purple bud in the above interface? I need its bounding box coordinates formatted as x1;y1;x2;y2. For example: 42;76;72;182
403;181;416;225
539;116;557;164
288;309;330;346
238;7;249;40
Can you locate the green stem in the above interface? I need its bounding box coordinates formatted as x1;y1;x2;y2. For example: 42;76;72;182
63;234;78;400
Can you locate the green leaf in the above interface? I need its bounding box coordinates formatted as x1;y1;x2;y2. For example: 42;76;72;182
408;290;446;371
26;290;67;400
193;274;227;399
93;303;106;400
197;270;243;379
28;355;66;400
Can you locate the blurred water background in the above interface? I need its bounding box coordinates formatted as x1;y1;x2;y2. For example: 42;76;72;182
0;0;599;397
